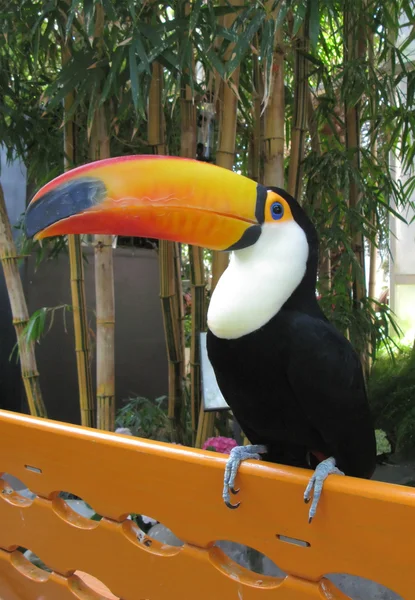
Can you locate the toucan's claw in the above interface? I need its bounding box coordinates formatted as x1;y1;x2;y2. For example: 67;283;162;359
304;456;344;523
225;500;241;510
222;444;267;510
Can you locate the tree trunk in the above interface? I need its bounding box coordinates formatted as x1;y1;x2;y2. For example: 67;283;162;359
62;38;95;428
90;2;115;431
0;183;47;417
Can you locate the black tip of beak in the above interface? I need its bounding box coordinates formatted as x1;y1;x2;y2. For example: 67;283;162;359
25;177;107;238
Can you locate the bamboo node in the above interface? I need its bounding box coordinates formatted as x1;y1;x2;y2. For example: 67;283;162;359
263;136;284;141
22;372;40;379
0;254;26;261
94;241;113;249
13;318;29;326
216;150;235;157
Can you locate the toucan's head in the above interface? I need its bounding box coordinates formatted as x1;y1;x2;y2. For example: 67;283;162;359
25;155;318;338
25;155;315;251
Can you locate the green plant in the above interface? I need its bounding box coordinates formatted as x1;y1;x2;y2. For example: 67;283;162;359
368;344;415;456
115;395;172;442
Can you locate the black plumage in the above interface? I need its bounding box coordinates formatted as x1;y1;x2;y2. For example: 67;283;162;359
207;188;377;479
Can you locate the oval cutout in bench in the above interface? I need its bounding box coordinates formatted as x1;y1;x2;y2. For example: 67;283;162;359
326;573;403;600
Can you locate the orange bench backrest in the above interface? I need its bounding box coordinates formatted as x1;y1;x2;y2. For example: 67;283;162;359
0;409;413;599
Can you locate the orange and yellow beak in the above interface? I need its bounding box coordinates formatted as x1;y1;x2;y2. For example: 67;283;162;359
25;155;268;252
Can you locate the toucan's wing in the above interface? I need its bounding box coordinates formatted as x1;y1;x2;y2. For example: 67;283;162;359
285;312;377;478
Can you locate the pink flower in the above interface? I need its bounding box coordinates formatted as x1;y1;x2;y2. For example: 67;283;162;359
202;436;238;455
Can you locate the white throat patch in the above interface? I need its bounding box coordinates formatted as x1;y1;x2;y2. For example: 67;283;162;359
207;221;309;339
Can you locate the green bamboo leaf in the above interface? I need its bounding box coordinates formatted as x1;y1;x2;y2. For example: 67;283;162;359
137;22;169;54
206;5;238;17
101;0;117;21
134;34;151;75
309;0;319;51
262;17;275;105
225;10;265;78
260;17;272;59
275;3;288;31
45;75;84;110
128;0;136;21
205;47;226;80
83;0;95;39
201;0;217;34
63;90;85;126
86;78;99;139
375;197;408;225
33;26;40;71
100;46;125;105
30;1;55;36
297;48;324;67
24;308;47;345
189;0;203;33
153;50;180;75
293;3;307;36
129;42;140;112
65;0;81;37
156;18;187;34
215;25;239;43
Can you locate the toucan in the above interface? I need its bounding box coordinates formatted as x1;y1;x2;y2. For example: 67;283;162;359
25;155;377;522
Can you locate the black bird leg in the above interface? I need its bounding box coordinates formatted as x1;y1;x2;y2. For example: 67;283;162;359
304;457;344;523
223;445;267;509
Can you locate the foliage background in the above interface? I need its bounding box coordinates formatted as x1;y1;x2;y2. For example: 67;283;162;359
1;0;415;451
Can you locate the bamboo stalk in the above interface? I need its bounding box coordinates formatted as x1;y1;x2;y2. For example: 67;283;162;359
368;28;378;305
148;60;184;442
179;48;205;444
307;91;331;294
195;0;243;447
344;6;366;305
90;2;115;431
367;25;378;370
211;0;244;290
159;244;184;442
195;404;215;449
287;17;309;200
0;183;47;417
263;6;285;188
189;246;205;444
62;37;95;428
250;37;263;183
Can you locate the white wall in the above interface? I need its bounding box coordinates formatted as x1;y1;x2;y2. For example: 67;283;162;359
389;70;415;341
0;146;27;232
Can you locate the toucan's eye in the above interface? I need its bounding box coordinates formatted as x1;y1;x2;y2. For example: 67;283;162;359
271;201;284;220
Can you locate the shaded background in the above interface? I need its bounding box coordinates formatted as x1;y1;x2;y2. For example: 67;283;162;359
1;147;168;424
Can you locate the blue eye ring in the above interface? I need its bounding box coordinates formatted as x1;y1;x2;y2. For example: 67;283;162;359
270;201;284;220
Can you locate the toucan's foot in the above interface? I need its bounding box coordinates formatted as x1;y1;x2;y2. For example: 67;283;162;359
304;456;344;523
223;444;267;509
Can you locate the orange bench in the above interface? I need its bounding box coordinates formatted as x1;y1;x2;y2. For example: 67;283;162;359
0;409;413;599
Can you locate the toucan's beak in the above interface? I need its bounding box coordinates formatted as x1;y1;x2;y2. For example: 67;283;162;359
25;156;267;252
